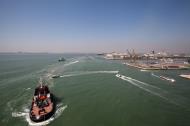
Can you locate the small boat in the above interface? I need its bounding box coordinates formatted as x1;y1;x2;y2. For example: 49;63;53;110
52;75;60;79
116;74;132;80
30;82;55;122
58;57;65;62
116;74;122;78
159;76;175;83
151;73;175;83
179;74;190;80
140;69;148;72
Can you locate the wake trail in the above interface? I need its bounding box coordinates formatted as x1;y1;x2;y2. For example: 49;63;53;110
116;75;168;99
64;60;79;66
115;74;183;107
151;73;160;79
128;76;162;90
60;71;119;78
12;104;68;126
40;60;80;87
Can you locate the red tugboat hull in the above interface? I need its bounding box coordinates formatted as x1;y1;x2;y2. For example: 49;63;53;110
29;85;56;122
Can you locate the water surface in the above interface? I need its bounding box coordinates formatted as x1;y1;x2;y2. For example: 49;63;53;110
0;53;190;126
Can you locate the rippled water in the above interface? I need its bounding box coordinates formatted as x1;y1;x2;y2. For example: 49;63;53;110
0;53;190;126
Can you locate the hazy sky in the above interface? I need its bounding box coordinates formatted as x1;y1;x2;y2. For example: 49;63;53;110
1;0;190;53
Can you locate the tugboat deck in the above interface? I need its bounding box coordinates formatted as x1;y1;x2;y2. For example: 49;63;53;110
31;99;53;116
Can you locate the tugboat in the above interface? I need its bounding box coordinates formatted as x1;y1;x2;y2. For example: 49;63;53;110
30;80;55;122
58;57;65;62
52;75;60;79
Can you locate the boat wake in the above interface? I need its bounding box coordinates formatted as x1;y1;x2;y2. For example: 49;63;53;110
151;73;175;83
115;74;189;110
60;71;119;78
116;74;168;99
151;73;160;79
124;74;162;90
140;69;149;72
64;60;79;66
25;87;31;90
41;60;80;87
12;103;68;126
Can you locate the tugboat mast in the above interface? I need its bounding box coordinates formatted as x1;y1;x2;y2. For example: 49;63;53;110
39;77;43;88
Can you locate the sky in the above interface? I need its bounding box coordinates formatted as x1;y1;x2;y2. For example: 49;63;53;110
0;0;190;53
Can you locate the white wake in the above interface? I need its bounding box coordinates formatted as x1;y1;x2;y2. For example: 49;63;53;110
60;71;119;78
151;73;160;79
115;74;182;106
12;104;68;126
64;60;79;66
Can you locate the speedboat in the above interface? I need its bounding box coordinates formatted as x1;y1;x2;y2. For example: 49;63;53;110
116;74;132;80
159;76;175;83
116;74;122;78
30;83;55;122
52;75;60;79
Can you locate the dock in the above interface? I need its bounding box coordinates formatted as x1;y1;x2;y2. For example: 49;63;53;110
125;62;189;70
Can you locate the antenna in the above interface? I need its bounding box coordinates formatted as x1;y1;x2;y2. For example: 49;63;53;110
132;49;136;63
127;49;132;57
39;77;43;88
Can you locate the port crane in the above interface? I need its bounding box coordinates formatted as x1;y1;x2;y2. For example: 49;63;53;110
127;49;137;63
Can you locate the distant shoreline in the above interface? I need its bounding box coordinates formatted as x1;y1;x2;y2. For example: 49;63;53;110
0;52;97;55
